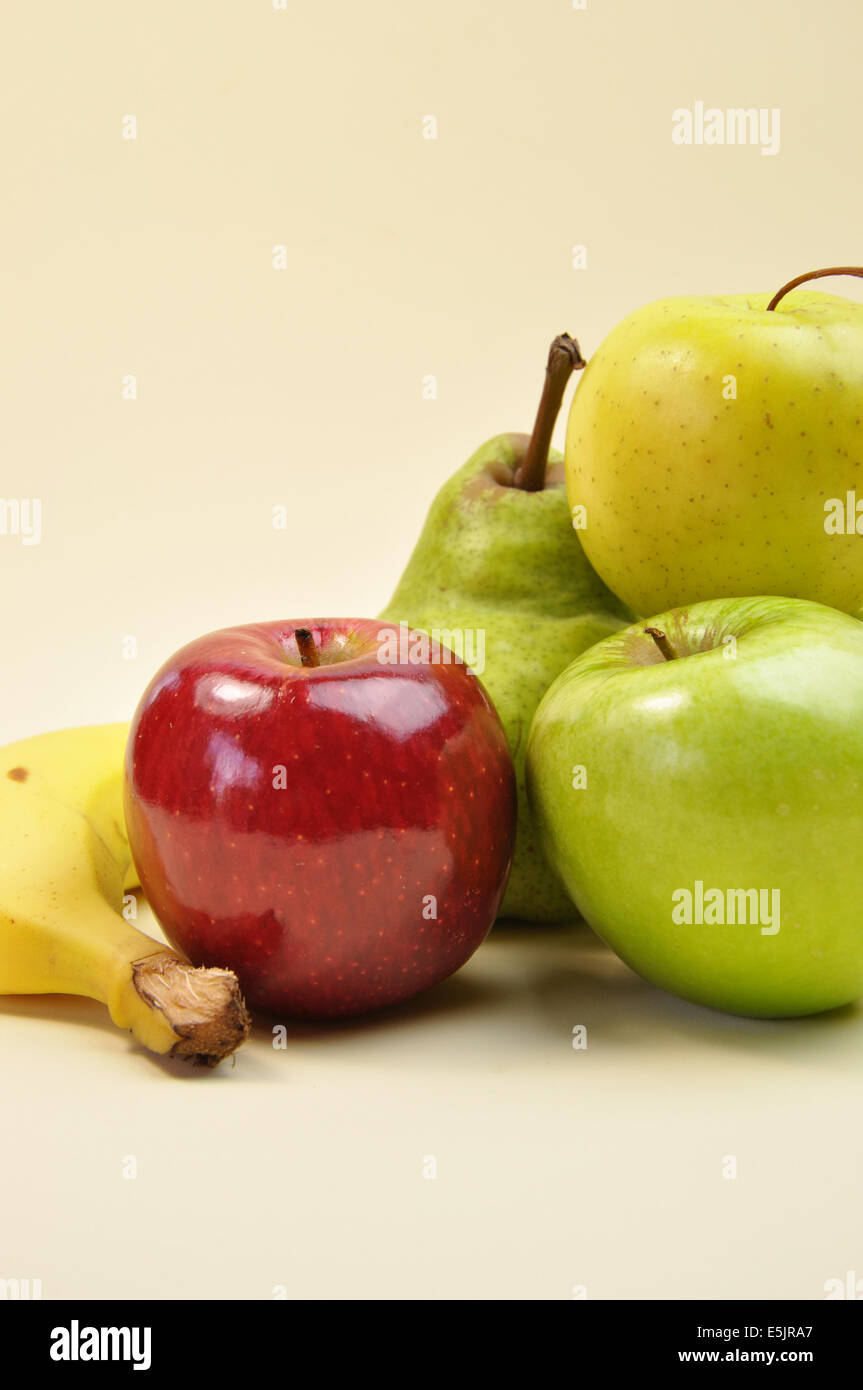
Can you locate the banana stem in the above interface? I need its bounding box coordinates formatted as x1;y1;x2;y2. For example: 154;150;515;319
104;947;250;1065
120;951;251;1065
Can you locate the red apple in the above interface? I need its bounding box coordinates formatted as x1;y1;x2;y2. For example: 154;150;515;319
124;619;516;1019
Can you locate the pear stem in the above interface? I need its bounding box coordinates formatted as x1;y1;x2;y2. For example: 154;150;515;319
766;266;863;312
645;627;677;661
295;628;320;667
513;333;586;492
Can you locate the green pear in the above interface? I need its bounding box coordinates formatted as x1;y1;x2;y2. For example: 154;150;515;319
381;338;630;921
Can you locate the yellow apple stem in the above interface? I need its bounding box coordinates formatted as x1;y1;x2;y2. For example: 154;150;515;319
766;266;863;312
513;333;586;493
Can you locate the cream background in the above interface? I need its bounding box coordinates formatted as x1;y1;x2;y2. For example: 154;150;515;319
1;0;862;1299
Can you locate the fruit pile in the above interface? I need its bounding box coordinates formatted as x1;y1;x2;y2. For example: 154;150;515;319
3;265;863;1066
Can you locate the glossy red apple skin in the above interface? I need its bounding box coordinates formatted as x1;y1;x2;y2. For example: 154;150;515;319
124;619;516;1019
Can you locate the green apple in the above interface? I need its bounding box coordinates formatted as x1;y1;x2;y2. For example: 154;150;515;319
565;267;863;618
526;595;863;1018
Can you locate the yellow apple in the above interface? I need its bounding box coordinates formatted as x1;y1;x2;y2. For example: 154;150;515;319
565;269;863;617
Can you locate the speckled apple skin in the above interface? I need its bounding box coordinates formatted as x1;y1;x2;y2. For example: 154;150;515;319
381;433;630;922
566;290;863;618
124;619;516;1020
527;597;863;1018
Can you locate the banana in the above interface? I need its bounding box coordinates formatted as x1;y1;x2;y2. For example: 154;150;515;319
0;723;250;1065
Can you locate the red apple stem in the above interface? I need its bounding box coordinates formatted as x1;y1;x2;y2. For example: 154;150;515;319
513;333;587;492
295;628;320;668
644;627;677;661
766;266;863;313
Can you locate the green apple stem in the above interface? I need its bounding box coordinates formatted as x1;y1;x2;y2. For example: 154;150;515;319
513;333;587;492
766;266;863;312
644;627;677;661
295;628;320;667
